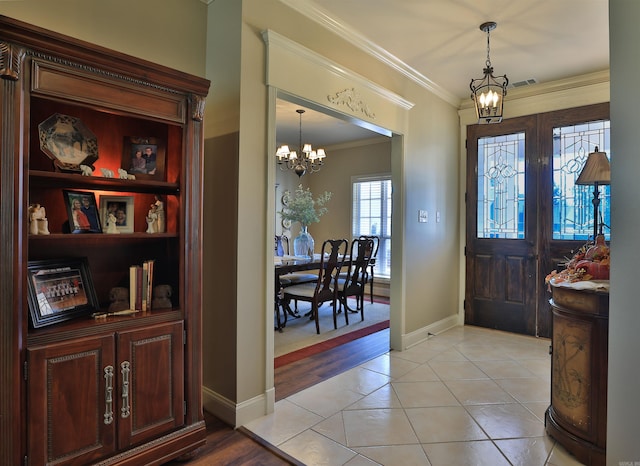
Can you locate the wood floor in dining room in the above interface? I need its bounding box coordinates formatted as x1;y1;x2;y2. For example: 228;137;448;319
165;327;390;465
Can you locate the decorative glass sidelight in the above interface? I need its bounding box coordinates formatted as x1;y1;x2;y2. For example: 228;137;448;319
552;119;611;241
477;132;526;239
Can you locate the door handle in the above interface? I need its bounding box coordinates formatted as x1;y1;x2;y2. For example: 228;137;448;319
121;361;131;418
104;365;114;425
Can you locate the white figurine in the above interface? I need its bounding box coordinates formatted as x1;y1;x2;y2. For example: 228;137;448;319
146;204;158;233
117;168;129;179
154;195;165;233
80;164;93;176
106;213;119;234
29;204;50;235
100;167;114;178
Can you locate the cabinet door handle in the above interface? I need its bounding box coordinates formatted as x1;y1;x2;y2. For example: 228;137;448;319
120;361;131;418
104;365;114;425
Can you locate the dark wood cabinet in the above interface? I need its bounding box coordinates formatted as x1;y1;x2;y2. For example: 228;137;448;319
545;283;609;466
27;321;185;464
0;15;209;465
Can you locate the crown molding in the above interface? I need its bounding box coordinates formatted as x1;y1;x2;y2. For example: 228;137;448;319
277;0;459;107
263;29;414;111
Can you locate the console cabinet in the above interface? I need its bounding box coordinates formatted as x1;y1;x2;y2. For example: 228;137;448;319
545;283;609;466
0;16;209;465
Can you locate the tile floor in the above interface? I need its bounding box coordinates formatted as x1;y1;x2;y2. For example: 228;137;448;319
246;325;586;466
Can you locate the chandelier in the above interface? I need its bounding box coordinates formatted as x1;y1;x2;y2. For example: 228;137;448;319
276;109;326;177
470;21;509;124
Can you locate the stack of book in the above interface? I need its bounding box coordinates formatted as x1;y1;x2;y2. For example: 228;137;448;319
129;259;155;311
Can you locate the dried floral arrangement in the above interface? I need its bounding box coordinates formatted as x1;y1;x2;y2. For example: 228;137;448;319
545;234;610;287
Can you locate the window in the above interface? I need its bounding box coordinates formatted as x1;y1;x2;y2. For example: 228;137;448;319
552;119;611;240
352;175;391;278
477;132;526;239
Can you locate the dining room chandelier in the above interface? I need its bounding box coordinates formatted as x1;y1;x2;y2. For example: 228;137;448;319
470;21;509;124
276;109;326;178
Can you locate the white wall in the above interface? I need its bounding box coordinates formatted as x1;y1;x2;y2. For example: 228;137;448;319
607;1;640;463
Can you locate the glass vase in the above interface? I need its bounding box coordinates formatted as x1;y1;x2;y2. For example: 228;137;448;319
293;225;314;258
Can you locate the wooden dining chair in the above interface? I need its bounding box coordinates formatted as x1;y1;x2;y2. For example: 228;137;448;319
282;239;348;334
359;235;380;304
337;237;374;320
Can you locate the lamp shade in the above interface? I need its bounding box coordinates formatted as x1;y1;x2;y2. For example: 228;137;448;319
576;149;611;185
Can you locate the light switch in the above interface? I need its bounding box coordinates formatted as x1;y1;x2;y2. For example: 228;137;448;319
418;210;428;223
436;211;441;223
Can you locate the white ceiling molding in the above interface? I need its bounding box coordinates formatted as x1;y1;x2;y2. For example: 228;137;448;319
277;0;459;107
263;29;414;112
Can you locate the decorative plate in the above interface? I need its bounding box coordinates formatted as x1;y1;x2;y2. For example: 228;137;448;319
281;190;290;206
282;218;292;230
38;113;99;172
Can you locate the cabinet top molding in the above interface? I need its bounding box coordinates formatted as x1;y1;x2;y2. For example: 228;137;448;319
0;15;210;97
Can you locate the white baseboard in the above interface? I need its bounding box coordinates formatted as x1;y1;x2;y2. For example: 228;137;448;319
402;314;460;350
202;385;275;428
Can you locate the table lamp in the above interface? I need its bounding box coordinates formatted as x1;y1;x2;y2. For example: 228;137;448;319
575;146;611;241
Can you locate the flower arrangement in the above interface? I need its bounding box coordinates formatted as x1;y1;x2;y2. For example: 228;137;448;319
545;234;610;287
280;184;332;227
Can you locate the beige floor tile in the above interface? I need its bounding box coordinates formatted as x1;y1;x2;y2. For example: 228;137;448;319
547;441;587;465
519;357;552;378
288;382;367;418
495;436;555;466
427;348;468;362
473;359;537;378
390;346;443;364
243;399;324;446
467;403;546;439
342;408;420;447
392;380;460;408
354;445;432;465
405;406;488;443
393;363;440;383
422;440;511;466
279;429;358;466
345;384;402;410
359;353;420;379
495;377;551;403
427;360;489;380
250;325;561;466
523;401;551;422
312;412;347;444
443;379;517;405
327;367;392;396
344;454;381;465
456;344;514;361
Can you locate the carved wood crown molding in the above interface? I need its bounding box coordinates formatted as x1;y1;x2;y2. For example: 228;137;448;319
1;40;208;116
0;41;25;81
327;88;376;119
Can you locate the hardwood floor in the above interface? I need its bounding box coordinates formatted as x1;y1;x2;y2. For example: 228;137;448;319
167;328;390;465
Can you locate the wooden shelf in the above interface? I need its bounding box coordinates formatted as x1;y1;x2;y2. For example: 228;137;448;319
29;170;180;194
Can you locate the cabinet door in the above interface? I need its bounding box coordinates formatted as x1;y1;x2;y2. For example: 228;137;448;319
28;335;117;465
116;321;185;448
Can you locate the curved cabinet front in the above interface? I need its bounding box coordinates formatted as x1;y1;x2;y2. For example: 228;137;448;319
545;283;609;466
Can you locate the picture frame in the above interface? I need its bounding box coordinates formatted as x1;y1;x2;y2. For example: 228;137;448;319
122;136;166;180
26;257;100;328
99;195;135;233
62;190;102;233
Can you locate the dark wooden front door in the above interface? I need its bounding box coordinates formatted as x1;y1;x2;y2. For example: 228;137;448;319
465;116;538;335
465;104;610;337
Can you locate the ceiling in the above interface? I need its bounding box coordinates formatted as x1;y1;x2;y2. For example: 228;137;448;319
276;0;610;147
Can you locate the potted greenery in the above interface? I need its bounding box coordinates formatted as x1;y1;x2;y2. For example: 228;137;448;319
280;184;331;257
